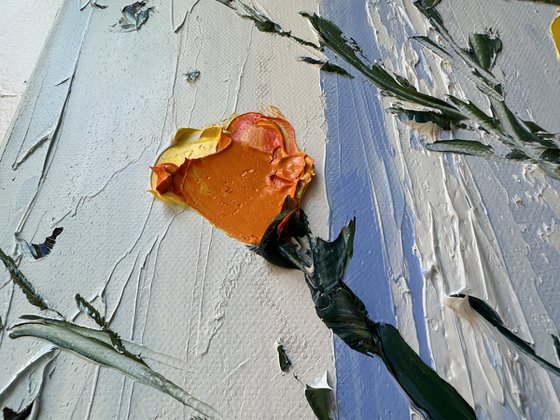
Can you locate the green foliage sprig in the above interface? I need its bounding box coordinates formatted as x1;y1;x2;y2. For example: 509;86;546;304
219;0;560;180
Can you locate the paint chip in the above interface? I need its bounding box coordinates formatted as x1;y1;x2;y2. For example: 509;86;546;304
184;70;201;83
113;1;154;32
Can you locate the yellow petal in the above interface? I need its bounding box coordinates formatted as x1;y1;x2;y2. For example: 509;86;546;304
551;14;560;58
160;126;230;164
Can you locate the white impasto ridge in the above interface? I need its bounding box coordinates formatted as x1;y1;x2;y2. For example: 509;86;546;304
0;0;63;145
0;1;333;418
363;0;560;417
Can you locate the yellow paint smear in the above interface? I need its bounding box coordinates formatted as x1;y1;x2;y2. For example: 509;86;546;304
150;112;314;244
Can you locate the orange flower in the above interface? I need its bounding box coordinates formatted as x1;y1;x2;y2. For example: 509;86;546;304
150;109;315;245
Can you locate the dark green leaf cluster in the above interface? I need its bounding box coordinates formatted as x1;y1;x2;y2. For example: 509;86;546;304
255;207;476;420
222;0;560;176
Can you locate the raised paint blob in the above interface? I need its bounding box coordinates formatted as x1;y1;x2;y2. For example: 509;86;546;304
150;110;315;245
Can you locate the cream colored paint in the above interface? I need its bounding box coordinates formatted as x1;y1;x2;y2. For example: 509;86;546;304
0;1;333;418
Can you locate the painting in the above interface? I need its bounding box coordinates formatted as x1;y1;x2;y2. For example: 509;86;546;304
1;0;560;418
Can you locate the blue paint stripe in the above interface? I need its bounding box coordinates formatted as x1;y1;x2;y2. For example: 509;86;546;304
319;1;432;417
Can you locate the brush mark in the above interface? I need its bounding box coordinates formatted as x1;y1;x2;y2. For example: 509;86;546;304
0;348;57;402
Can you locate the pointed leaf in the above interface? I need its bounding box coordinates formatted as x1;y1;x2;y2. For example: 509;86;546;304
540;148;560;164
426;140;494;156
3;401;34;420
9;320;221;419
0;247;57;314
390;107;461;130
311;219;355;293
305;373;334;420
417;0;442;8
450;294;560;377
411;35;451;59
468;33;502;70
448;96;502;132
276;344;292;372
375;323;476;420
299;56;353;78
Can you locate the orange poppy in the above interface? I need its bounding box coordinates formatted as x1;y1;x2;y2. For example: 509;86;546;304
150;109;315;245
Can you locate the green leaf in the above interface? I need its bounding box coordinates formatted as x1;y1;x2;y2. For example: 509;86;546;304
9;319;222;419
552;335;560;362
305;374;334;420
276;344;292;372
468;33;502;71
425;140;494;156
19;316;185;368
252;197;311;269
301;12;465;120
390;107;461;130
74;294;148;365
448;96;502;133
235;3;320;49
311;219;355;293
375;323;476;420
299;56;353;78
450;294;560;377
0;247;61;315
414;0;445;25
540;149;560;164
505;149;530;161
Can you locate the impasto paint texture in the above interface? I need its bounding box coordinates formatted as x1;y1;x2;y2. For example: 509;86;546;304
2;0;560;419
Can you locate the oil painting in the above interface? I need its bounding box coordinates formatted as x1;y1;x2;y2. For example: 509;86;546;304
2;1;560;418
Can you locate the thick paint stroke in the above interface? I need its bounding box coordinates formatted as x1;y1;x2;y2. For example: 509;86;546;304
319;1;430;417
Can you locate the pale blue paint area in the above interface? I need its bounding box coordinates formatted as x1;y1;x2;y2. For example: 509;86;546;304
319;1;432;417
